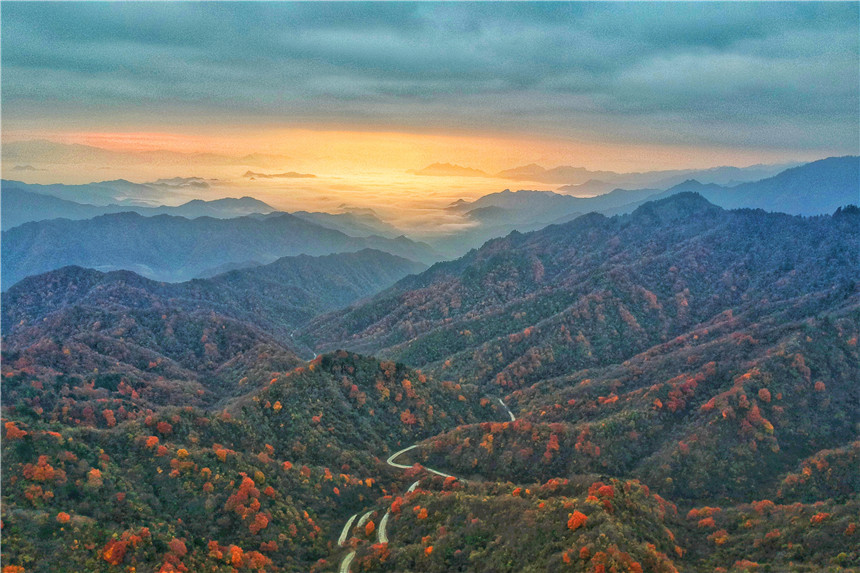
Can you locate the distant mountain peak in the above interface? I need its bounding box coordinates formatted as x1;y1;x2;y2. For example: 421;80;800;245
494;163;547;177
178;196;274;209
630;191;721;223
409;163;488;177
242;170;316;179
666;179;726;193
675;179;704;187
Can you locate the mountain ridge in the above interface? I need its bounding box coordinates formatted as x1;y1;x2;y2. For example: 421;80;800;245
3;248;426;340
300;192;859;377
1;211;440;289
2;192;857;573
1;185;277;230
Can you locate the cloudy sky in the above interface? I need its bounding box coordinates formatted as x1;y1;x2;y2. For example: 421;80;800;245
2;2;858;175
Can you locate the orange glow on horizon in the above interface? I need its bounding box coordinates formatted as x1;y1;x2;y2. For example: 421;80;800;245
3;127;821;175
38;132;233;154
1;125;840;236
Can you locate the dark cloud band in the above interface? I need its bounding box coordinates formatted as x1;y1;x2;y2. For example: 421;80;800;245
2;2;857;152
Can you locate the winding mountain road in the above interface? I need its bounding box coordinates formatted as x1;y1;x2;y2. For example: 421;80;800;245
386;444;455;478
337;444;452;571
385;444;419;469
336;398;515;571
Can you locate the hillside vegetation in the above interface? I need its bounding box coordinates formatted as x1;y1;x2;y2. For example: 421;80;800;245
2;194;857;572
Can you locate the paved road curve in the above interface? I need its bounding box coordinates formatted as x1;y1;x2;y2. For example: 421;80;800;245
356;510;373;529
387;444;455;478
337;513;358;547
339;550;356;573
386;444;419;469
497;397;516;421
376;510;391;544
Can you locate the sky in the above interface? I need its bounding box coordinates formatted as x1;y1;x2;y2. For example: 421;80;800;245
1;2;858;222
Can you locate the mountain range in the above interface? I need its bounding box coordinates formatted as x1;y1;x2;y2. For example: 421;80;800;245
3;249;424;344
1;178;179;207
412;159;801;188
460;156;857;218
1;187;858;571
1;185;277;230
2;182;405;242
664;156;860;214
295;196;858;565
6;157;852;288
1;210;439;290
243;171;316;179
301;193;859;371
409;163;491;177
431;156;859;257
285;210;403;239
1;248;425;412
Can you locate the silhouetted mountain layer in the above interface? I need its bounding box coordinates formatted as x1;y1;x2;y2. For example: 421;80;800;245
243;170;316;179
289;209;403;239
679;155;859;215
409;163;489;177
496;160;800;187
1;185;276;230
1;212;439;289
1;178;171;207
431;157;858;257
596;156;860;218
429;187;664;258
459;156;858;222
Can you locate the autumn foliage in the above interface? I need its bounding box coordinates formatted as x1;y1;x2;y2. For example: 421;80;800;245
567;510;588;531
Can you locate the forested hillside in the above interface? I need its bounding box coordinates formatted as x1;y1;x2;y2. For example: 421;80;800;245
0;352;509;572
1;249;426;430
3;249;425;340
2;195;857;573
302;195;858;388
